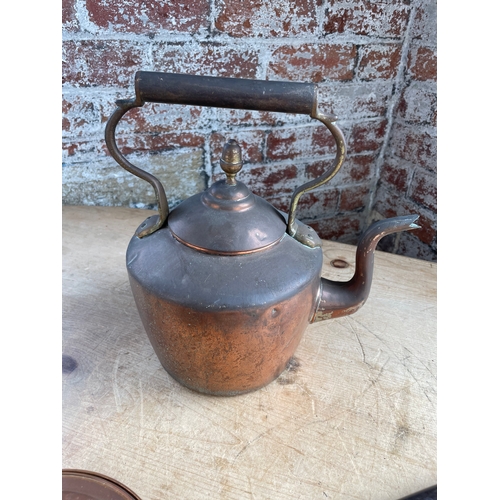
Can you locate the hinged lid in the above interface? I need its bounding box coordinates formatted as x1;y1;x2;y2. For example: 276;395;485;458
168;140;286;255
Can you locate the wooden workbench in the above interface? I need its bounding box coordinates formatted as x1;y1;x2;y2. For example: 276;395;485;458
62;206;437;500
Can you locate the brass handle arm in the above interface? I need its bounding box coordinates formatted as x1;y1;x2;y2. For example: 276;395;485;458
104;99;169;238
286;111;346;243
104;72;346;241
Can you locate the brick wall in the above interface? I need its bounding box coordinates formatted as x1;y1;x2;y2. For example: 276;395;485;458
372;0;437;260
62;0;437;261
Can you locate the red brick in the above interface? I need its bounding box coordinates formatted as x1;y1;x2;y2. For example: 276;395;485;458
404;213;436;246
215;109;282;129
310;121;384;159
269;188;340;220
373;187;400;219
266;127;315;161
62;40;145;87
122;104;208;135
268;122;362;164
151;43;259;79
389;122;437;171
268;44;356;82
311;124;339;156
62;99;72;115
317;82;392;120
357;44;402;80
305;153;377;185
62;99;72;132
62;96;103;137
306;214;363;243
408;167;437;212
63;140;102;158
86;0;210;34
69;133;204;161
374;230;397;254
341;154;377;183
77;97;209;136
265;195;290;214
324;3;410;38
412;1;437;44
62;0;79;31
349;119;388;153
397;82;437;125
229;164;300;198
62;95;209;142
397;232;436;261
210;131;266;165
408;46;437;81
373;186;436;245
380;157;413;192
338;184;371;212
296;189;340;219
304;159;340;183
62;116;71;132
214;0;320;37
63;142;79;157
115;132;205;156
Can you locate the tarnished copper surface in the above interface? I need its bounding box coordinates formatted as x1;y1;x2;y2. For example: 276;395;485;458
130;277;317;396
126;222;322;396
167;181;287;255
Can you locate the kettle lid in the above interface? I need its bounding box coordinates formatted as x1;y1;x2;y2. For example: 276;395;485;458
168;140;286;255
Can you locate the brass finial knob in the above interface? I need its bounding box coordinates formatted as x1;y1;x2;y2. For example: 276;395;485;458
220;139;243;185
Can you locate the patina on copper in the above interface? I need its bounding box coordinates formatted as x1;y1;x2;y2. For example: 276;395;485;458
127;222;322;395
167;141;287;256
105;71;420;396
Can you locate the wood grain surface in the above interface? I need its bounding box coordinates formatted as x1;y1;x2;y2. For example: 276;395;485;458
62;206;437;500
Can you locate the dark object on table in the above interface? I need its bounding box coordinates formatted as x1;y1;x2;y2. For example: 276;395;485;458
398;485;437;500
62;469;142;500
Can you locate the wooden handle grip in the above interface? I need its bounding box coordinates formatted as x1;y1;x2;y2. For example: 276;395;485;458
134;71;317;115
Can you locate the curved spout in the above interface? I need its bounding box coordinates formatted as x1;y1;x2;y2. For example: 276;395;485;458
313;215;420;322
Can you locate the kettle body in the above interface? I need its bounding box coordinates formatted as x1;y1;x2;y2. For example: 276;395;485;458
127;214;322;395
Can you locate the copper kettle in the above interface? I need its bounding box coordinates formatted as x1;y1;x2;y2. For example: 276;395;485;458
105;72;419;396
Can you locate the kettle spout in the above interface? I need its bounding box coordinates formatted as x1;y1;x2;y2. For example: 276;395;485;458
313;215;420;322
